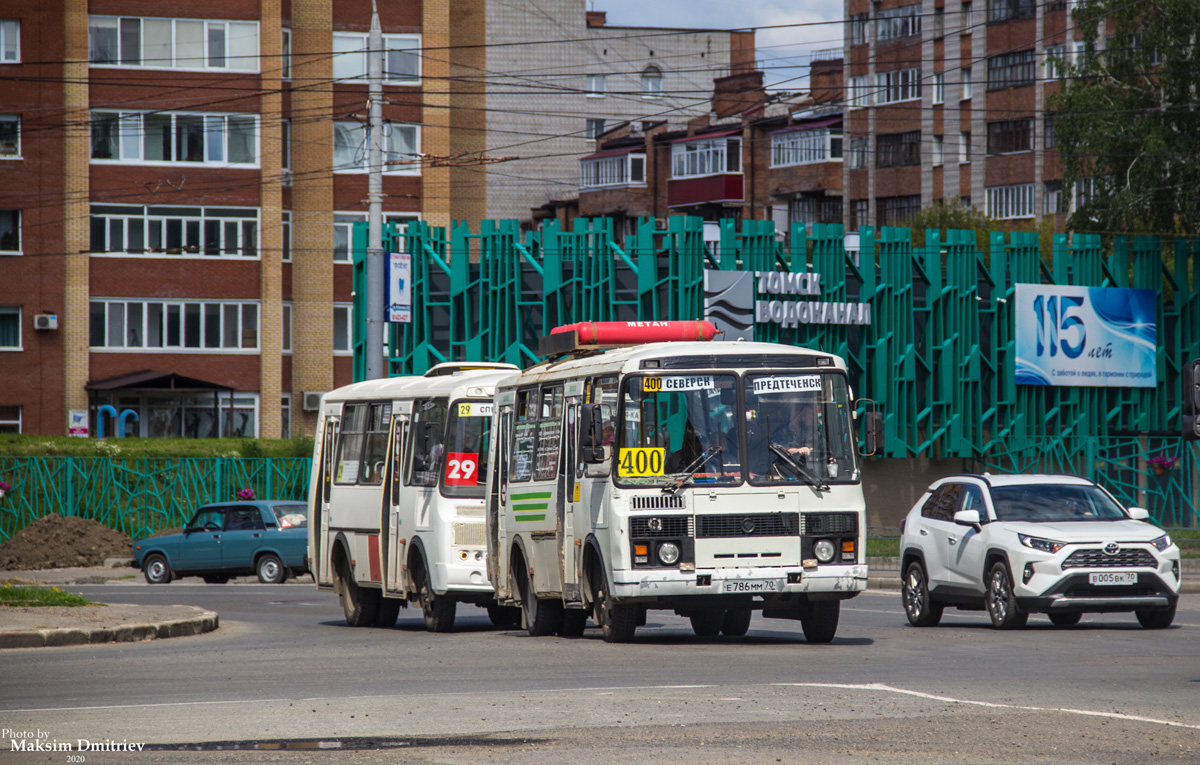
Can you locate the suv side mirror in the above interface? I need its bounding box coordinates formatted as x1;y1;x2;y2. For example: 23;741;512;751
1126;506;1150;521
953;509;982;530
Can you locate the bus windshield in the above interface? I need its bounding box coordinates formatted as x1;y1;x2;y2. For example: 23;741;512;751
745;373;857;485
615;374;742;487
440;400;494;498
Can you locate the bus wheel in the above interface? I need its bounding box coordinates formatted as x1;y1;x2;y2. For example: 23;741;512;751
689;610;724;637
518;566;562;637
339;559;379;627
374;597;402;628
417;570;456;633
721;608;753;637
486;604;521;627
593;586;637;643
800;600;840;644
558;608;588;637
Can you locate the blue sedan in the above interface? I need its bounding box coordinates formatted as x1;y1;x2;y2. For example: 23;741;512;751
133;501;310;584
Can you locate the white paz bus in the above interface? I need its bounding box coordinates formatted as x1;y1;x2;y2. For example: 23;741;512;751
307;363;521;630
484;322;881;643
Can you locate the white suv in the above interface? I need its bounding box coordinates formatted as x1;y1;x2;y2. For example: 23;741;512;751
899;474;1181;629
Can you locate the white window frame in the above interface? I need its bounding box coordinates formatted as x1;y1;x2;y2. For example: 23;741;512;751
0;305;20;351
281;27;291;79
580;153;646;189
333;121;420;175
849;137;869;169
961;67;973;100
933;73;945;104
641;66;662;99
848;75;870;109
0;114;19;158
585;118;606;140
933;135;944;166
1044;44;1066;81
875;67;921;104
88;16;259;71
1043;181;1064;215
770;128;843;168
985;182;1036;219
0;19;19;63
876;4;921;41
89;205;260;258
959;131;971;163
282;301;292;353
333;303;353;355
281;210;291;262
89;298;261;352
0;209;20;254
90;111;259;167
0;404;20;433
586;73;606;97
334;212;419;263
670;137;741;179
331;32;421;85
281;393;291;438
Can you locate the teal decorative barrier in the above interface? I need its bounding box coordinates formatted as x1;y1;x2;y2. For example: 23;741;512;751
0;457;312;543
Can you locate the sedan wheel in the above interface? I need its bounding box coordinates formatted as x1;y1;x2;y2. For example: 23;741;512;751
143;554;172;584
986;562;1028;629
257;553;287;584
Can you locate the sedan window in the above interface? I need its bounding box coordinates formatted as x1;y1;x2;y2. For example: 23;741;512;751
272;504;308;528
225;507;264;531
188;509;225;531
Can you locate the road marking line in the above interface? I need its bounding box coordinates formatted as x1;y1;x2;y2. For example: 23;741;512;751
773;682;1200;731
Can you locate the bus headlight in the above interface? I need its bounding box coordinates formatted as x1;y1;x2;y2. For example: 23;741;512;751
813;539;836;563
658;542;681;565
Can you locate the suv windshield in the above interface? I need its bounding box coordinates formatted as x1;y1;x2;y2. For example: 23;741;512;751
439;399;493;498
616;374;741;487
745;373;857;485
990;484;1127;522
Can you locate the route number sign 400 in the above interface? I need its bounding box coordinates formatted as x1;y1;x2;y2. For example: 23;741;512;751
618;448;665;477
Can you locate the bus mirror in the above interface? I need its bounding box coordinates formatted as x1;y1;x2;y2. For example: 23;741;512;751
863;411;883;456
416;421;434;459
580;403;611;463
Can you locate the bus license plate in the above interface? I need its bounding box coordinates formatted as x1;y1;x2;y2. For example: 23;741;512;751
1089;572;1137;586
722;579;781;593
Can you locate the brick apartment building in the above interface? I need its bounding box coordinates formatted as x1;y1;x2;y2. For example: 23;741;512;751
0;1;744;439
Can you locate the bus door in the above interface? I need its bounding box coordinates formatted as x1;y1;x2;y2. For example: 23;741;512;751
487;393;515;598
559;380;584;601
382;402;411;597
314;412;339;587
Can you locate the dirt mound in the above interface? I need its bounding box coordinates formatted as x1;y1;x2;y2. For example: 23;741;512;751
0;514;132;570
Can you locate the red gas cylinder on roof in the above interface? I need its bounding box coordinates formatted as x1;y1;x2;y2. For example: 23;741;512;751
551;320;719;345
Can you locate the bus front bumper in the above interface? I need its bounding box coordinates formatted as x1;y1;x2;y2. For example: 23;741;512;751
611;564;867;600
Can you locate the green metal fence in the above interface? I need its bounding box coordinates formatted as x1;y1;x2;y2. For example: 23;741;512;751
0;457;312;543
351;217;1199;526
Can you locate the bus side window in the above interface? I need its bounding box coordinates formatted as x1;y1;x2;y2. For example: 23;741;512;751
585;375;618;478
359;402;391;486
510;388;538;482
334;404;367;484
409;399;447;487
534;385;563;480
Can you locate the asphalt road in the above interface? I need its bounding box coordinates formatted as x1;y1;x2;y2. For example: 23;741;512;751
1;583;1198;763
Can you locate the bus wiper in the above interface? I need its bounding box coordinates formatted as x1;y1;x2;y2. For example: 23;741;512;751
769;442;829;492
662;445;723;494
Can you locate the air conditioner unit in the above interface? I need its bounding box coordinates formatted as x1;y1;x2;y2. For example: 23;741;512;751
302;391;325;412
34;314;58;330
655;217;670;230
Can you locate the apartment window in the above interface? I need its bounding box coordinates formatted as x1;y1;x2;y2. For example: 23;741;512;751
988;0;1035;21
933;135;944;166
0;20;19;62
987;49;1036;90
934;7;945;37
89;299;259;350
581;152;646;188
90;205;258;257
985;183;1036;219
333;213;417;262
986;118;1032;154
770;127;842;167
281;211;291;262
0;115;18;157
1044;114;1056;149
961;67;973;99
876;67;921;104
876;5;921;41
91;111;258;165
959;131;971;162
789;196;843;226
933;73;945;104
1044;44;1066;81
280;119;291;174
671;137;740;178
585;118;606;140
0;405;20;433
332;33;420;83
89;17;258;70
334;304;353;354
282;302;292;353
0;209;19;253
333;121;419;174
586;74;606;97
281;28;291;79
1074;178;1096;210
281;394;291;438
641;66;662;99
1044;181;1066;215
849;137;868;169
0;306;19;349
876;131;921;168
848;75;870;108
850;199;869;232
962;2;974;30
877;196;921;228
848;14;869;46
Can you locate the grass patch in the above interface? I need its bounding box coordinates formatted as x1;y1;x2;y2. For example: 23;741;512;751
866;536;900;558
0;434;314;459
0;584;96;607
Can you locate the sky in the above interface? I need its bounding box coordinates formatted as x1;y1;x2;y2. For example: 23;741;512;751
589;0;845;92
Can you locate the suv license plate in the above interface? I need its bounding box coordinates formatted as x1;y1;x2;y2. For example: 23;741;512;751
1089;572;1137;586
722;579;781;593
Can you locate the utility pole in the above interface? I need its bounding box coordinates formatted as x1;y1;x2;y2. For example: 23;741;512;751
365;0;385;380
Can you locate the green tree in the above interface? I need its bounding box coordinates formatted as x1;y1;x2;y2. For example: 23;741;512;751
1049;0;1200;235
907;198;1000;248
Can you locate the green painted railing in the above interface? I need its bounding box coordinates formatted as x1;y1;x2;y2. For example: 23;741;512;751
0;457;312;543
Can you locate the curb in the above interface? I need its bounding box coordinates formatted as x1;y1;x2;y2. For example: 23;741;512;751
0;608;219;650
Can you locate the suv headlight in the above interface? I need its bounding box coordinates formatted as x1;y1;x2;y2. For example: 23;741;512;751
1018;534;1066;554
1151;533;1172;552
